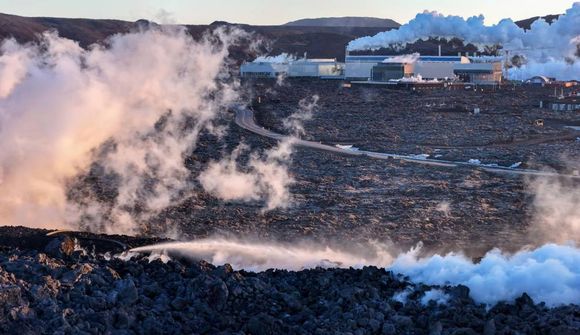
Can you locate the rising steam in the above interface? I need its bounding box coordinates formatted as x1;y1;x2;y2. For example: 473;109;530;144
199;95;319;210
131;239;395;272
253;53;296;63
0;26;248;233
526;169;580;244
391;243;579;306
131;239;579;306
348;3;580;80
199;139;295;211
133;162;580;307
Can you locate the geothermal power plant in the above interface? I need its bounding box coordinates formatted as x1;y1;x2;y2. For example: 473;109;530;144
0;2;579;334
242;51;504;86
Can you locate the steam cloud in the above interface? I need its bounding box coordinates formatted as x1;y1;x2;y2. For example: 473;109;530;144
199;139;295;211
135;160;580;307
0;26;247;233
282;95;319;137
391;243;579;307
131;239;579;306
253;53;296;63
348;3;580;80
382;53;421;64
199;95;319;210
526;171;580;244
131;239;395;272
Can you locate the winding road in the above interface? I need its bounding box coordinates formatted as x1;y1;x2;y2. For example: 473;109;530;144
234;106;580;179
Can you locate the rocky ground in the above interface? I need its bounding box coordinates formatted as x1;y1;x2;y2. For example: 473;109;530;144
1;227;578;335
254;80;580;171
4;82;580;334
66;81;579;257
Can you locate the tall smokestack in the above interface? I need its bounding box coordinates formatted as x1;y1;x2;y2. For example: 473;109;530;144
438;45;442;57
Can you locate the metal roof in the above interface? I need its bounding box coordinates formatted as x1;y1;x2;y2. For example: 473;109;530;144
346;55;464;62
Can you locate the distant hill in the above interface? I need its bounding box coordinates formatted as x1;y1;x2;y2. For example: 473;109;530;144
0;12;133;48
284;17;400;28
0;12;395;61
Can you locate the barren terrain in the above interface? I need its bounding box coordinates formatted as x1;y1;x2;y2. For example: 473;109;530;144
2;227;578;335
66;81;579;258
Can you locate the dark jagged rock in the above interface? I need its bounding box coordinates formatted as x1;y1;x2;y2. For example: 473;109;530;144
44;237;75;258
0;227;577;334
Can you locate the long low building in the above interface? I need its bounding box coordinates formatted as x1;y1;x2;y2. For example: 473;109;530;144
346;54;502;84
454;62;503;85
241;53;502;84
541;96;580;111
240;62;290;79
240;58;344;79
345;55;471;80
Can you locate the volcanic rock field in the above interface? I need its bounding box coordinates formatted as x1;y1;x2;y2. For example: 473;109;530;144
1;227;579;335
2;80;579;334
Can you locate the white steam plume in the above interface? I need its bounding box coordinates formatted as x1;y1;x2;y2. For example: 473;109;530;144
199;95;319;210
382;53;420;64
420;289;449;306
348;3;580;80
391;243;579;307
132;239;579;307
199;139;295;211
526;172;580;244
282;95;319;137
253;53;296;63
508;60;580;81
131;239;396;272
0;27;246;233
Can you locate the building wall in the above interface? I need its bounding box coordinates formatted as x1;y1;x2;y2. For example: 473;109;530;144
345;62;376;79
469;72;502;85
414;62;455;79
318;64;344;77
289;63;319;77
453;62;503;84
288;62;344;77
240;62;290;78
371;63;415;81
345;56;467;80
242;60;343;78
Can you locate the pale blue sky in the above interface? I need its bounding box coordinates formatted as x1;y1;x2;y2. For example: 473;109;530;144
0;0;576;25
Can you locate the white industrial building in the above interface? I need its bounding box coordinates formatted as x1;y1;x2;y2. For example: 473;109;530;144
454;62;503;85
241;58;344;79
289;59;344;77
241;53;502;84
345;55;471;80
345;54;503;84
240;62;291;79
